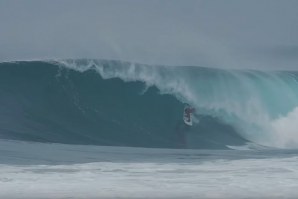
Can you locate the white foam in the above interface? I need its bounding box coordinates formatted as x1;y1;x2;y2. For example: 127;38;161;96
0;139;298;199
271;107;298;148
227;142;270;151
53;59;196;104
1;157;298;199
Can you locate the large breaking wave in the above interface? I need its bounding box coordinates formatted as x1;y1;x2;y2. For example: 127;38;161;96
1;59;298;149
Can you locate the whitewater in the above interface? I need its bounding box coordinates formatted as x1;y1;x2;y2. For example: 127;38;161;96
1;59;298;198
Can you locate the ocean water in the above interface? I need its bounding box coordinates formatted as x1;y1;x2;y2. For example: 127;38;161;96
1;59;298;198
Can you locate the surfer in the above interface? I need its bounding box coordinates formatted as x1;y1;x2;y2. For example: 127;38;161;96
183;104;195;124
175;104;196;148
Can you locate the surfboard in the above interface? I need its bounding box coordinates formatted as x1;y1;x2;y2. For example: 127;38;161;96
183;108;193;126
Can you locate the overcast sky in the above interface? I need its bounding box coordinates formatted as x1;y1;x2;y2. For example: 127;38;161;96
0;0;298;69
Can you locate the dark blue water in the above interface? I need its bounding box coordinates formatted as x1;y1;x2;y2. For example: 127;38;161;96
0;61;248;149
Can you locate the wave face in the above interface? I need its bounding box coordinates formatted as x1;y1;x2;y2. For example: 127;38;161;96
1;59;298;149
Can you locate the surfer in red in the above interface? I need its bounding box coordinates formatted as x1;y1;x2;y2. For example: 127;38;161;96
184;104;195;122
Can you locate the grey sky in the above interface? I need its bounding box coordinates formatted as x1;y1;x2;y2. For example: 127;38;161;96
0;0;298;69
